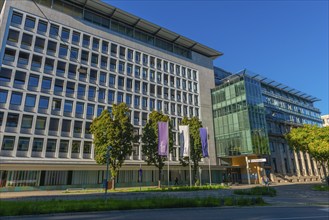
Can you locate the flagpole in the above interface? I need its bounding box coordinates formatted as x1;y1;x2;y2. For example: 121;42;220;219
167;132;170;188
189;126;192;187
207;127;212;186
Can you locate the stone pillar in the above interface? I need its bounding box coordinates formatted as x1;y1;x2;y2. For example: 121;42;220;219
299;151;307;176
286;148;293;175
293;151;301;177
278;143;286;175
305;153;313;176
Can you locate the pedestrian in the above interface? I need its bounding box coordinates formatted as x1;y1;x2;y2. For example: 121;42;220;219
174;177;179;185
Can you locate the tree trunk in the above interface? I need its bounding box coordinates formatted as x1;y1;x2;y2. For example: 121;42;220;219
158;168;162;188
111;178;115;190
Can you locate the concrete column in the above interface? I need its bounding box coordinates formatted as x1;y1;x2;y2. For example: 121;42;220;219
299;151;307;176
278;143;286;175
286;148;293;175
293;151;301;177
305;153;313;176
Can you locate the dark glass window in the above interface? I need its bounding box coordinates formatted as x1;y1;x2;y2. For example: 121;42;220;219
6;113;19;127
21;33;33;47
88;86;96;99
41;77;52;89
77;84;86;97
21;115;33;128
11;12;22;25
59;140;69;153
10;92;22;105
59;44;68;57
61;28;70;41
25;95;36;107
39;96;49;109
76;102;84;114
0;90;8;103
2;136;15;151
87;104;94;116
93;38;99;50
83;35;90;47
18;137;30;151
3;48;16;62
0;68;12;83
34;37;45;50
50;24;59;36
46;139;57;152
28;75;39;88
35;117;46;130
14;70;26;85
72;31;80;44
64;101;73;113
81;50;89;62
7;29;19;43
32;138;44;152
37;20;47;33
102;41;108;53
70;47;79;61
24;16;35;29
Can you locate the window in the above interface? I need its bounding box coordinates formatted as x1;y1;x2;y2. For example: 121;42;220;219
102;41;109;53
52;99;61;111
98;89;105;101
59;140;69;153
108;90;114;103
0;68;12;83
64;100;73;113
54;79;64;94
3;48;16;62
81;50;89;62
0;90;8;103
11;12;22;25
2;136;15;151
50;24;59;37
72;141;81;153
34;37;45;51
24;16;35;29
49;118;59;132
88;86;96;99
126;94;132;105
111;43;117;56
6;113;19;127
19;31;33;45
84;142;92;154
83;34;90;47
14;70;26;85
61;28;70;41
18;52;29;66
56;61;66;75
93;38;99;50
118;76;124;87
39;96;49;109
109;74;115;86
62;120;71;132
117;92;123;103
91;53;99;65
76;102;84;115
21;115;33;129
74;121;82;133
28;74;39;89
35;116;46;130
25;94;36;107
44;58;54;72
32;138;44;152
77;84;86;97
59;44;68;57
72;31;80;44
46;139;57;152
87;104;94;117
47;40;57;54
100;72;107;83
37;20;47;33
66;82;75;96
7;29;19;43
41;77;52;90
97;106;104;116
10;92;22;105
18;137;30;151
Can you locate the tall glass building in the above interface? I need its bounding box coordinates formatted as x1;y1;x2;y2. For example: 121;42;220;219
0;0;222;189
212;69;326;184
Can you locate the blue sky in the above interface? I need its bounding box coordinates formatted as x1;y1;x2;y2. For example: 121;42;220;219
103;0;328;115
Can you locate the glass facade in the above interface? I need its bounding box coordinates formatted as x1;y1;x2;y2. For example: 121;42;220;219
212;74;269;157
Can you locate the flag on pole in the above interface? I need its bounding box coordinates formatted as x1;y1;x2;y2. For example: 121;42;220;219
179;125;190;157
200;128;209;157
158;122;168;156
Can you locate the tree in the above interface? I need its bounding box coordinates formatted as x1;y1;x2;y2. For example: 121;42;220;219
141;111;173;187
179;116;203;185
285;125;329;176
90;103;134;189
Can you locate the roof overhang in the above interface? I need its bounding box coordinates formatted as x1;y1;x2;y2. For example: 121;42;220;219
67;0;223;59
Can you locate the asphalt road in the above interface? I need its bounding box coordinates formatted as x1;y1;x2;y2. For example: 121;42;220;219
2;206;329;220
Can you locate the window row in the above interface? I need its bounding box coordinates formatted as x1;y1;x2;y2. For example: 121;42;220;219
1;135;92;154
10;11;198;79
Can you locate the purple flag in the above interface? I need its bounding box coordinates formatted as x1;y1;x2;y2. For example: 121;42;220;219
200;128;209;157
158;122;168;156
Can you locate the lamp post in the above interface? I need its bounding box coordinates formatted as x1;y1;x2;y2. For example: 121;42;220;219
105;146;112;199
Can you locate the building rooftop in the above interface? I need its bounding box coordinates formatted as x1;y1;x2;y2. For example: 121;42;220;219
66;0;222;59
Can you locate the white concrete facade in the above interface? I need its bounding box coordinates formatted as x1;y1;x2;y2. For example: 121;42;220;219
0;0;221;188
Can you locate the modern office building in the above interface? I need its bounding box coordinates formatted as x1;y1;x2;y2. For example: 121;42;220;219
0;0;223;189
321;115;329;127
212;69;326;184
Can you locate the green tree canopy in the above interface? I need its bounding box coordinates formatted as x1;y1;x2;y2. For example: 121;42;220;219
179;116;203;185
285;125;329;167
141;111;173;187
90;103;134;189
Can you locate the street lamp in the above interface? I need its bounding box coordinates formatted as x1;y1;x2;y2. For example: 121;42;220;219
104;146;112;199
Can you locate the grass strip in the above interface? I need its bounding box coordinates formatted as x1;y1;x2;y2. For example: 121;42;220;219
311;185;329;191
233;186;276;197
0;196;265;216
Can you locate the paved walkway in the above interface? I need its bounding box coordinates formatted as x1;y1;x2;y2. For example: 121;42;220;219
0;182;328;207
